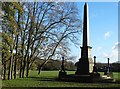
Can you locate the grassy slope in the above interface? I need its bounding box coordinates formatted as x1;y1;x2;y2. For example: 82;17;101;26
2;70;120;88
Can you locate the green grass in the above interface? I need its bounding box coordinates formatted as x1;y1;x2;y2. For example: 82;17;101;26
2;70;120;88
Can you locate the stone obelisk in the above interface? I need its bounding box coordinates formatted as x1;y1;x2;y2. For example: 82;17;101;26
75;3;93;75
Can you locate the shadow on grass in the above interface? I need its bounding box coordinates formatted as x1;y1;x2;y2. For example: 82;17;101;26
28;76;58;82
28;76;120;84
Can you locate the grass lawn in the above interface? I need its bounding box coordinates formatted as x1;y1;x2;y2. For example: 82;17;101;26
1;70;120;88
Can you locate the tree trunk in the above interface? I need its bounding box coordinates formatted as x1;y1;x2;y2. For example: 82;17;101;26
15;8;20;79
38;66;42;75
8;48;13;80
22;57;26;78
25;2;36;78
14;35;18;79
26;59;30;77
3;57;6;80
21;31;26;78
3;63;6;80
11;59;14;79
8;56;12;80
13;58;17;79
19;58;22;78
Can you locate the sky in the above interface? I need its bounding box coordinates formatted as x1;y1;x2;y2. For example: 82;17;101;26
70;2;119;63
0;1;119;63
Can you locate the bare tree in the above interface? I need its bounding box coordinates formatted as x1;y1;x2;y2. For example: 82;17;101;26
2;2;82;79
33;2;82;75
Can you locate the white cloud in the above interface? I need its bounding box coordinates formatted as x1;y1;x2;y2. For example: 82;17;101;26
111;42;120;60
112;42;120;50
100;42;119;63
104;32;110;39
110;50;118;58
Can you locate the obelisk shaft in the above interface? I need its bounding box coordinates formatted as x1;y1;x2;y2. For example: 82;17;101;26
83;3;90;47
81;3;90;61
75;3;93;75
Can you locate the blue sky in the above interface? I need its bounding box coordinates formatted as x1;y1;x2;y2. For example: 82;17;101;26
70;2;118;63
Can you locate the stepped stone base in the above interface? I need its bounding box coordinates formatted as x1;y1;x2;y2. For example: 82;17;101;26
59;74;93;83
58;73;115;83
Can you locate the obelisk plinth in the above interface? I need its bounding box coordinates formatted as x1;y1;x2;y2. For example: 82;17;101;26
75;3;93;75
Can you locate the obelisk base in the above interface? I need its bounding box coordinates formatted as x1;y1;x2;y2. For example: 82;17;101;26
75;59;89;75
